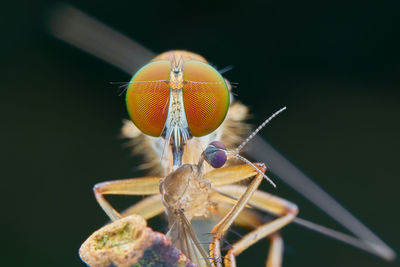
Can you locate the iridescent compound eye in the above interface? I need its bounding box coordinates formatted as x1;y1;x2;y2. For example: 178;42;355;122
183;61;230;137
126;60;171;137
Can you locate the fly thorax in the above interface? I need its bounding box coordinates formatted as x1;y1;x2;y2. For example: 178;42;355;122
159;164;211;221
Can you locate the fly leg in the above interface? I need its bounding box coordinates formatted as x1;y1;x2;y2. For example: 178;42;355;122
211;185;298;267
93;176;162;221
81;178;188;267
208;163;267;267
205;164;260;186
120;194;164;219
266;233;283;267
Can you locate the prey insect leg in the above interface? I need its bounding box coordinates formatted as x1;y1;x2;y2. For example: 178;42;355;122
213;185;298;267
208;163;267;267
208;199;285;267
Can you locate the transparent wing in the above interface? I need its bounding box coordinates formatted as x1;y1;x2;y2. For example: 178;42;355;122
46;3;395;261
167;210;212;267
244;136;395;260
47;3;154;75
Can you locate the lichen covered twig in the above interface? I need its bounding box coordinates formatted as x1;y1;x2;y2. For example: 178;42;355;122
80;215;195;267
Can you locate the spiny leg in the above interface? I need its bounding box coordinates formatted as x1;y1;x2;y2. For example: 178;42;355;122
208;163;267;267
212;185;298;267
93;176;161;221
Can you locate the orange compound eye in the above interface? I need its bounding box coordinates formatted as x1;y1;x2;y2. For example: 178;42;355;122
126;60;171;137
183;61;230;137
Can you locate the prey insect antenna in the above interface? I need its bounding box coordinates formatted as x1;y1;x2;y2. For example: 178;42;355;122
202;108;286;187
236;106;287;152
233;154;276;187
223;107;286;186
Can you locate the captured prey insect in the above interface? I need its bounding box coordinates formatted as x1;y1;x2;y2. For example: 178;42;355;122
48;3;396;267
79;50;297;267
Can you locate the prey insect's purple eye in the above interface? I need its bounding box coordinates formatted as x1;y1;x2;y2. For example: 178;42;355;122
203;141;227;168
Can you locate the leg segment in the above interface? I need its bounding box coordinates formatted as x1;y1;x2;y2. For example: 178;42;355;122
211;185;298;267
93;176;161;221
205;164;259;186
120;194;164;220
209;163;267;267
266;233;283;267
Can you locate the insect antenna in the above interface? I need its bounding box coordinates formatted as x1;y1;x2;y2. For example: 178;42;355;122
202;107;286;188
228;107;287;187
236;106;286;152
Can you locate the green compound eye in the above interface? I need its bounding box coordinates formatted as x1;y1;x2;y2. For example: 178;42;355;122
182;60;230;137
126;60;171;137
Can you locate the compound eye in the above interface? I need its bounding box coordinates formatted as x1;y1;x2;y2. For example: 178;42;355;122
203;141;227;168
126;60;171;137
183;61;230;137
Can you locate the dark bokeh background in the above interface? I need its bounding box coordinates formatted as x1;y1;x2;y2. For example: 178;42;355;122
1;0;399;266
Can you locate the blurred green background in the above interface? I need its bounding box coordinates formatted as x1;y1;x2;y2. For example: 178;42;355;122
1;0;399;266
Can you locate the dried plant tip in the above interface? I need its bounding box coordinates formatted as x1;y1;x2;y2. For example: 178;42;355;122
79;215;195;267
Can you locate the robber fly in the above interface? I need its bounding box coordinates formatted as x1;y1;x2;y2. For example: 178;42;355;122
48;3;396;267
79;49;296;266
